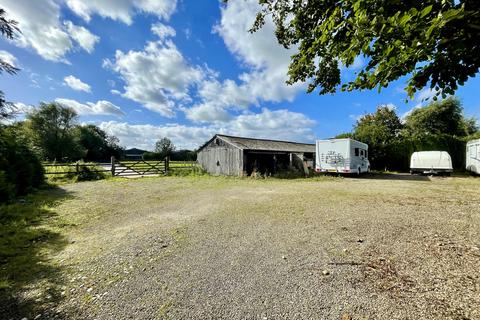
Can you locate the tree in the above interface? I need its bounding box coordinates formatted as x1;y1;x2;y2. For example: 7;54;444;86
353;105;403;169
0;8;20;120
404;97;477;137
334;132;353;139
155;137;175;159
251;0;479;98
74;125;123;161
26;102;83;161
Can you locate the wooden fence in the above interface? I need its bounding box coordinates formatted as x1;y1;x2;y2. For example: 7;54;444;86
44;157;201;177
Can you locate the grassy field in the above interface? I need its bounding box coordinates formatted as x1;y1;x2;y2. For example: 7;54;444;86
1;174;479;319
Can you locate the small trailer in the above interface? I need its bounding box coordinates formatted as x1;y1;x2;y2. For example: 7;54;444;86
466;139;480;175
410;151;453;175
315;138;370;174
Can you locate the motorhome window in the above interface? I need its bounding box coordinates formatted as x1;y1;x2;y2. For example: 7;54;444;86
355;148;359;156
360;150;364;157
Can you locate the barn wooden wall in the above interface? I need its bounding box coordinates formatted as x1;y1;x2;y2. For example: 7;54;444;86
197;141;243;176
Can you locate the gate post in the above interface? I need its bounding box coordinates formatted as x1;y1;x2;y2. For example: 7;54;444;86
111;156;115;176
164;156;169;175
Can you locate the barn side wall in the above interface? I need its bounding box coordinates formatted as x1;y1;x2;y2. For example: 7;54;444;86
197;140;243;176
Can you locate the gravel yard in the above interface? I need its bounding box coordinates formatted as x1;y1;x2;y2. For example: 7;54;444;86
6;174;480;319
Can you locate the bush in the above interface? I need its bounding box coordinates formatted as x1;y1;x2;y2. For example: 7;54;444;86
45;162;107;183
142;152;164;161
75;164;106;181
0;129;44;202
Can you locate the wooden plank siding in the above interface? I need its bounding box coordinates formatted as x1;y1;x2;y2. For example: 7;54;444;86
197;138;243;176
197;134;315;176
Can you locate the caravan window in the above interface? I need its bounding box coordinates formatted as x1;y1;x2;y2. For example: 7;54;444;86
354;148;359;156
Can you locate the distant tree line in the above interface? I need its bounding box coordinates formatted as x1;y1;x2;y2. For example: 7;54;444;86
338;97;479;171
143;137;197;161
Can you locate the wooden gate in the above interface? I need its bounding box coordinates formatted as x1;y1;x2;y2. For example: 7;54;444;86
112;158;168;177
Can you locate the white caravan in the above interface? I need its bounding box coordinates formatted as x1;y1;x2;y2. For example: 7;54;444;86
315;138;370;174
410;151;453;175
466;139;480;175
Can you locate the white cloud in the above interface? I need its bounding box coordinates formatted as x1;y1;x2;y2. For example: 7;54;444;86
13;102;35;114
64;21;100;53
224;108;316;142
103;40;202;117
384;103;397;111
99;121;214;150
189;0;303;119
55;98;125;117
99;108;315;150
0;50;18;68
63;75;91;92
184;103;232;123
65;0;177;25
0;102;35;124
400;88;444;121
416;88;437;102
1;0;99;62
214;0;292;70
151;23;176;39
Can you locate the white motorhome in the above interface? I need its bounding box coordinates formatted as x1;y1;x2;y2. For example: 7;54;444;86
410;151;453;175
315;138;370;174
466;139;480;175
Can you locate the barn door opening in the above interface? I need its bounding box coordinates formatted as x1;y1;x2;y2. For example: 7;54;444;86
244;152;289;176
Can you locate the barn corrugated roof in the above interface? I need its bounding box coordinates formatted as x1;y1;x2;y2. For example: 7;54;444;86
204;134;315;153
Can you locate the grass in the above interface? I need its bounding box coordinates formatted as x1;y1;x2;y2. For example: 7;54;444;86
0;186;73;317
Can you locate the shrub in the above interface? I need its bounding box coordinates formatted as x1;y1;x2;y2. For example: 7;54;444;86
45;162;107;183
142;152;164;161
0;129;44;202
75;164;106;181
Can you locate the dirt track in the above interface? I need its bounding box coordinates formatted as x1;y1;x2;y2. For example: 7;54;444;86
17;175;480;319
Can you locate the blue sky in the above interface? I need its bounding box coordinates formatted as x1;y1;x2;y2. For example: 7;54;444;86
0;0;479;150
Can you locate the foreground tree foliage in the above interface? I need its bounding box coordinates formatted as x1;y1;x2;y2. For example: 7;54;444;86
252;0;479;98
0;8;20;120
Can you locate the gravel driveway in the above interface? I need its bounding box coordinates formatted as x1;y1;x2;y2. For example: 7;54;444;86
20;175;480;319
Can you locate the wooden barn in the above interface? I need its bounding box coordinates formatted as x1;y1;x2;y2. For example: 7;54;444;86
197;134;315;176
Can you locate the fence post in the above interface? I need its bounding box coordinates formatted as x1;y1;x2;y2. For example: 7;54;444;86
111;156;116;176
76;162;79;175
164;156;169;175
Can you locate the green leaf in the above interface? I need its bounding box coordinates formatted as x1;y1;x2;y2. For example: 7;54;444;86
420;5;433;18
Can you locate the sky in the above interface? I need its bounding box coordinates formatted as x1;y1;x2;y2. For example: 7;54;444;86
0;0;479;151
